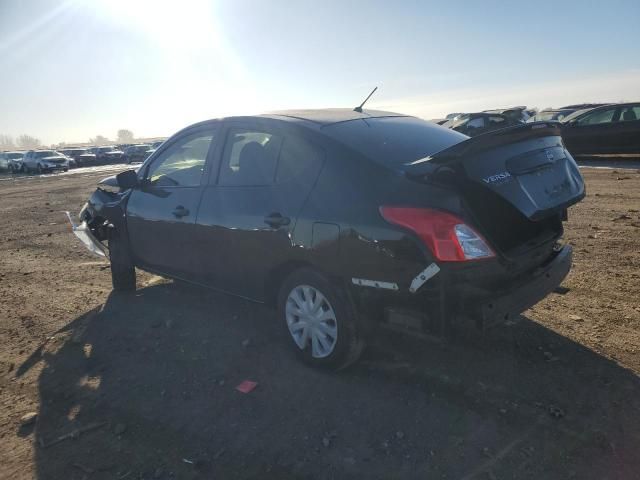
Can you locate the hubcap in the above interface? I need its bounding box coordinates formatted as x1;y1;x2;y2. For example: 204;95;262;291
285;285;338;358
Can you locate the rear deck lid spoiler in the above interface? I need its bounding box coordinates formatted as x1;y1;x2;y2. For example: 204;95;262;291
403;122;585;221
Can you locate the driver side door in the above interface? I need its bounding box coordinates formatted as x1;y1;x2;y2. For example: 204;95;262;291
125;125;218;279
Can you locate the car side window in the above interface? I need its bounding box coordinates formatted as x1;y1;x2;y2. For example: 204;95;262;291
577;108;616;125
276;135;324;185
146;131;214;187
466;117;485;130
488;116;506;126
218;128;283;186
619;106;640;123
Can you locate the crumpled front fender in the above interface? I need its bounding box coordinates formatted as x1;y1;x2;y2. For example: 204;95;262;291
80;188;130;240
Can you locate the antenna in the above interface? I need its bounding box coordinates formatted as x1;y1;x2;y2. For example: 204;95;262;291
353;87;378;113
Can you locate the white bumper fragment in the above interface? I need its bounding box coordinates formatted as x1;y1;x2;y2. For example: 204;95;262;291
64;211;108;258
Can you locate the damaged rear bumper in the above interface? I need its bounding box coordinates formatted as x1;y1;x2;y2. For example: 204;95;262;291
65;211;108;258
471;245;572;328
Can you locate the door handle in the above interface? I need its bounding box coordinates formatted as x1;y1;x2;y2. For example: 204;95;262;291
172;205;190;218
264;212;290;228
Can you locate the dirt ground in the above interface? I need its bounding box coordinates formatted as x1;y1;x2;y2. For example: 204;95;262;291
0;165;639;479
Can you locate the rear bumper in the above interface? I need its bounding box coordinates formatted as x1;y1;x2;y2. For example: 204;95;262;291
350;245;572;337
465;245;572;328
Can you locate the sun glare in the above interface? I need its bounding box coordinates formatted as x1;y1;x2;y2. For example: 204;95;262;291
93;0;216;50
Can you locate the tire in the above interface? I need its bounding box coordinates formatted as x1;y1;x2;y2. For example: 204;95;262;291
37;164;43;174
109;232;136;292
277;268;365;370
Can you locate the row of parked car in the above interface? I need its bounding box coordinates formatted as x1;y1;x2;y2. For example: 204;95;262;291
0;141;164;174
435;102;640;155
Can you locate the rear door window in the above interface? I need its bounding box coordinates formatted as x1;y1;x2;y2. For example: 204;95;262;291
218;128;283;186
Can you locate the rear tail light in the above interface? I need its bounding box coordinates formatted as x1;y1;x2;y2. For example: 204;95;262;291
379;207;495;262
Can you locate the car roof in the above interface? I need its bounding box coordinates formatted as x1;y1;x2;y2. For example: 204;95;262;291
261;108;407;127
179;108;410;135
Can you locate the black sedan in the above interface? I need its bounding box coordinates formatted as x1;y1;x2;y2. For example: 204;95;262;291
69;109;584;369
560;102;640;155
58;148;88;167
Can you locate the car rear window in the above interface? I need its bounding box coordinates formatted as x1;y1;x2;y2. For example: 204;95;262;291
322;116;467;167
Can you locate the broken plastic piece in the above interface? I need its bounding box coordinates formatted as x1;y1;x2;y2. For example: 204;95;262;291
235;380;258;394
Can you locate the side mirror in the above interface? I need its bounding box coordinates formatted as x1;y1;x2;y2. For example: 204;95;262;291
116;169;139;190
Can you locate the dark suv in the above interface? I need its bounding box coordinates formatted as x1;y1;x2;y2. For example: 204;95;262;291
122;144;151;163
69;109;585;368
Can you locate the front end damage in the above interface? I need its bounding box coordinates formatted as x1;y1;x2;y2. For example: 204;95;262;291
65;182;128;258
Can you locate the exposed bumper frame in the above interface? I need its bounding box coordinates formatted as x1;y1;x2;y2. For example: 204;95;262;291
474;245;572;328
64;211;108;258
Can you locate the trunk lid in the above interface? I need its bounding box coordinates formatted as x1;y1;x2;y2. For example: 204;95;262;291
404;122;585;222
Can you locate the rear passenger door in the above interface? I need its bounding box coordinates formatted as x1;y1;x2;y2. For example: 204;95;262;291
194;121;324;299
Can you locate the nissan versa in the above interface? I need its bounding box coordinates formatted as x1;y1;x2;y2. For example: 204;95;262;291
67;109;585;368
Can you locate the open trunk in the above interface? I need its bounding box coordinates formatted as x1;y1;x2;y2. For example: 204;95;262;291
404;122;585;259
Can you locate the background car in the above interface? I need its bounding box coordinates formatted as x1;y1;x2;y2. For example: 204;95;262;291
143;140;165;158
445;112;520;136
0;152;20;171
22;150;69;173
122;144;151;163
77;146;124;166
483;106;530;123
58;148;88;168
4;151;25;173
560;102;640;155
528;108;579;122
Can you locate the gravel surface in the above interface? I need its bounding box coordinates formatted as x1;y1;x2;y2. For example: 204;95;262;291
0;166;639;479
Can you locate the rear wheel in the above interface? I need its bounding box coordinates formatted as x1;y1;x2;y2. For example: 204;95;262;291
277;269;365;369
109;232;136;292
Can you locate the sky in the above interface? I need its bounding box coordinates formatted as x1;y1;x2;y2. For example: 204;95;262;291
0;0;639;146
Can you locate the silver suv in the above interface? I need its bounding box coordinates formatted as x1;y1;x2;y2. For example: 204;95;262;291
22;150;69;174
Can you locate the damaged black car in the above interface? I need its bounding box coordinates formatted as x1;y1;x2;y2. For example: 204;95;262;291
68;109;585;369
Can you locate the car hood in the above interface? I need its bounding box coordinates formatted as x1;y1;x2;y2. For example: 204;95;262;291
41;156;67;161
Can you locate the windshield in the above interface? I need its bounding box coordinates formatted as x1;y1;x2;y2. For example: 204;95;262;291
35;151;58;158
7;152;24;159
323;116;467;167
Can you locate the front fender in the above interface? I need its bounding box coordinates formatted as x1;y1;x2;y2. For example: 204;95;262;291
81;188;130;240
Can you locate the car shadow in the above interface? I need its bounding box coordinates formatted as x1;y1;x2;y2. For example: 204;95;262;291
17;281;640;479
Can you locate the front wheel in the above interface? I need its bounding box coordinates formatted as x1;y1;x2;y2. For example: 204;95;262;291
277;269;365;369
109;232;136;292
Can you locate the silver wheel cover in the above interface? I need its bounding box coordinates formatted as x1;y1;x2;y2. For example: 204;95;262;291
285;285;338;358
